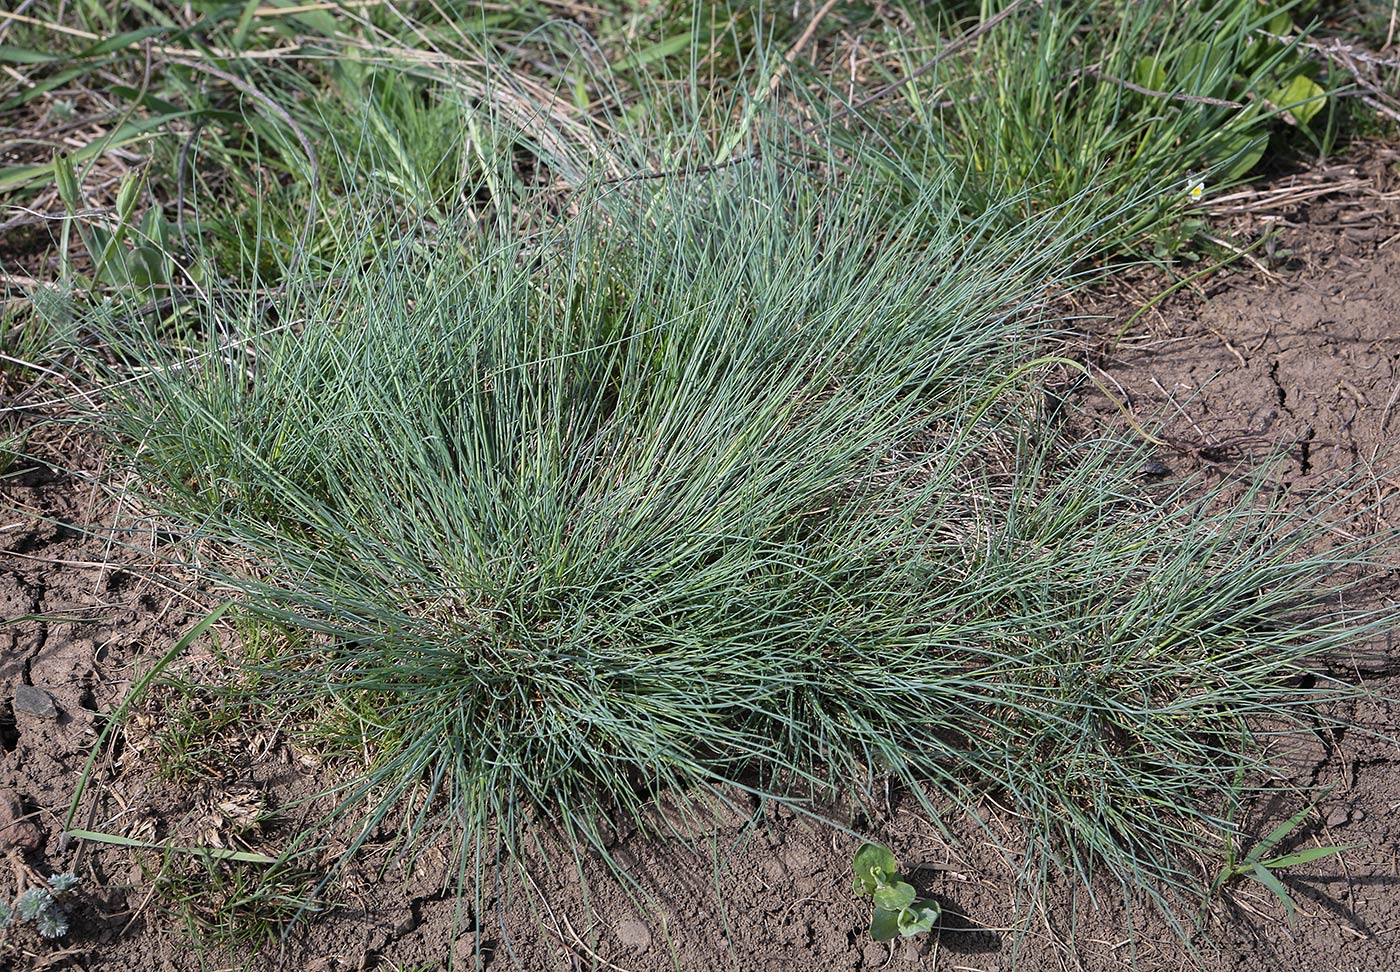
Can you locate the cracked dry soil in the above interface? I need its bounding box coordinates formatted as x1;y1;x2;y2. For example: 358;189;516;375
4;145;1400;971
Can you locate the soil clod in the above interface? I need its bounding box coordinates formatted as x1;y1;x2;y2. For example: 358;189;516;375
0;788;42;853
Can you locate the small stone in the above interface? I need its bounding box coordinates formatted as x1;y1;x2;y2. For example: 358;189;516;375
13;683;58;720
1324;806;1351;829
0;789;43;852
1139;460;1171;477
615;918;652;951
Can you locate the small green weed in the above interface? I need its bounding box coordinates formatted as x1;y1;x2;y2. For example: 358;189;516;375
132;681;252;783
66;825;316;949
853;844;941;942
144;855;323;949
1213;804;1358;922
52;153;184;298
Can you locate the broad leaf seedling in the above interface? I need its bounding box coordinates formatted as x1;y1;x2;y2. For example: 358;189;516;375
853;843;941;942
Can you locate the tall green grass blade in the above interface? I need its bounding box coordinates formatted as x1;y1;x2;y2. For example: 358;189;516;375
1245;804;1315;864
1249;862;1298;920
75;26;171;57
0;47;61;64
1261;845;1361;869
65;828;279;865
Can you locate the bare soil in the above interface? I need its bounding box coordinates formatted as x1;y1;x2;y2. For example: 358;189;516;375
4;144;1400;972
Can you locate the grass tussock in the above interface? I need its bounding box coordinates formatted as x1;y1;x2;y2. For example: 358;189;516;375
78;129;1393;927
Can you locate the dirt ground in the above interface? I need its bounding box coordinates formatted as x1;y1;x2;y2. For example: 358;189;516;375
4;144;1400;971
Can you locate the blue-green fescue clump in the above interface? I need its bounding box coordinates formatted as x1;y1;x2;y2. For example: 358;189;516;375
76;94;1398;938
2;875;79;940
854;844;940;942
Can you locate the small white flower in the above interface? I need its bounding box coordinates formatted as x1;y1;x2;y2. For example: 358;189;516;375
1186;175;1206;202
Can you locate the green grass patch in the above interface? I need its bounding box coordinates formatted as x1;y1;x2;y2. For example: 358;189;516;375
827;0;1339;257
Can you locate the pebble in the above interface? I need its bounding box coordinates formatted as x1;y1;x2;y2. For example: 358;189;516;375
1324;806;1352;829
13;683;58;720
